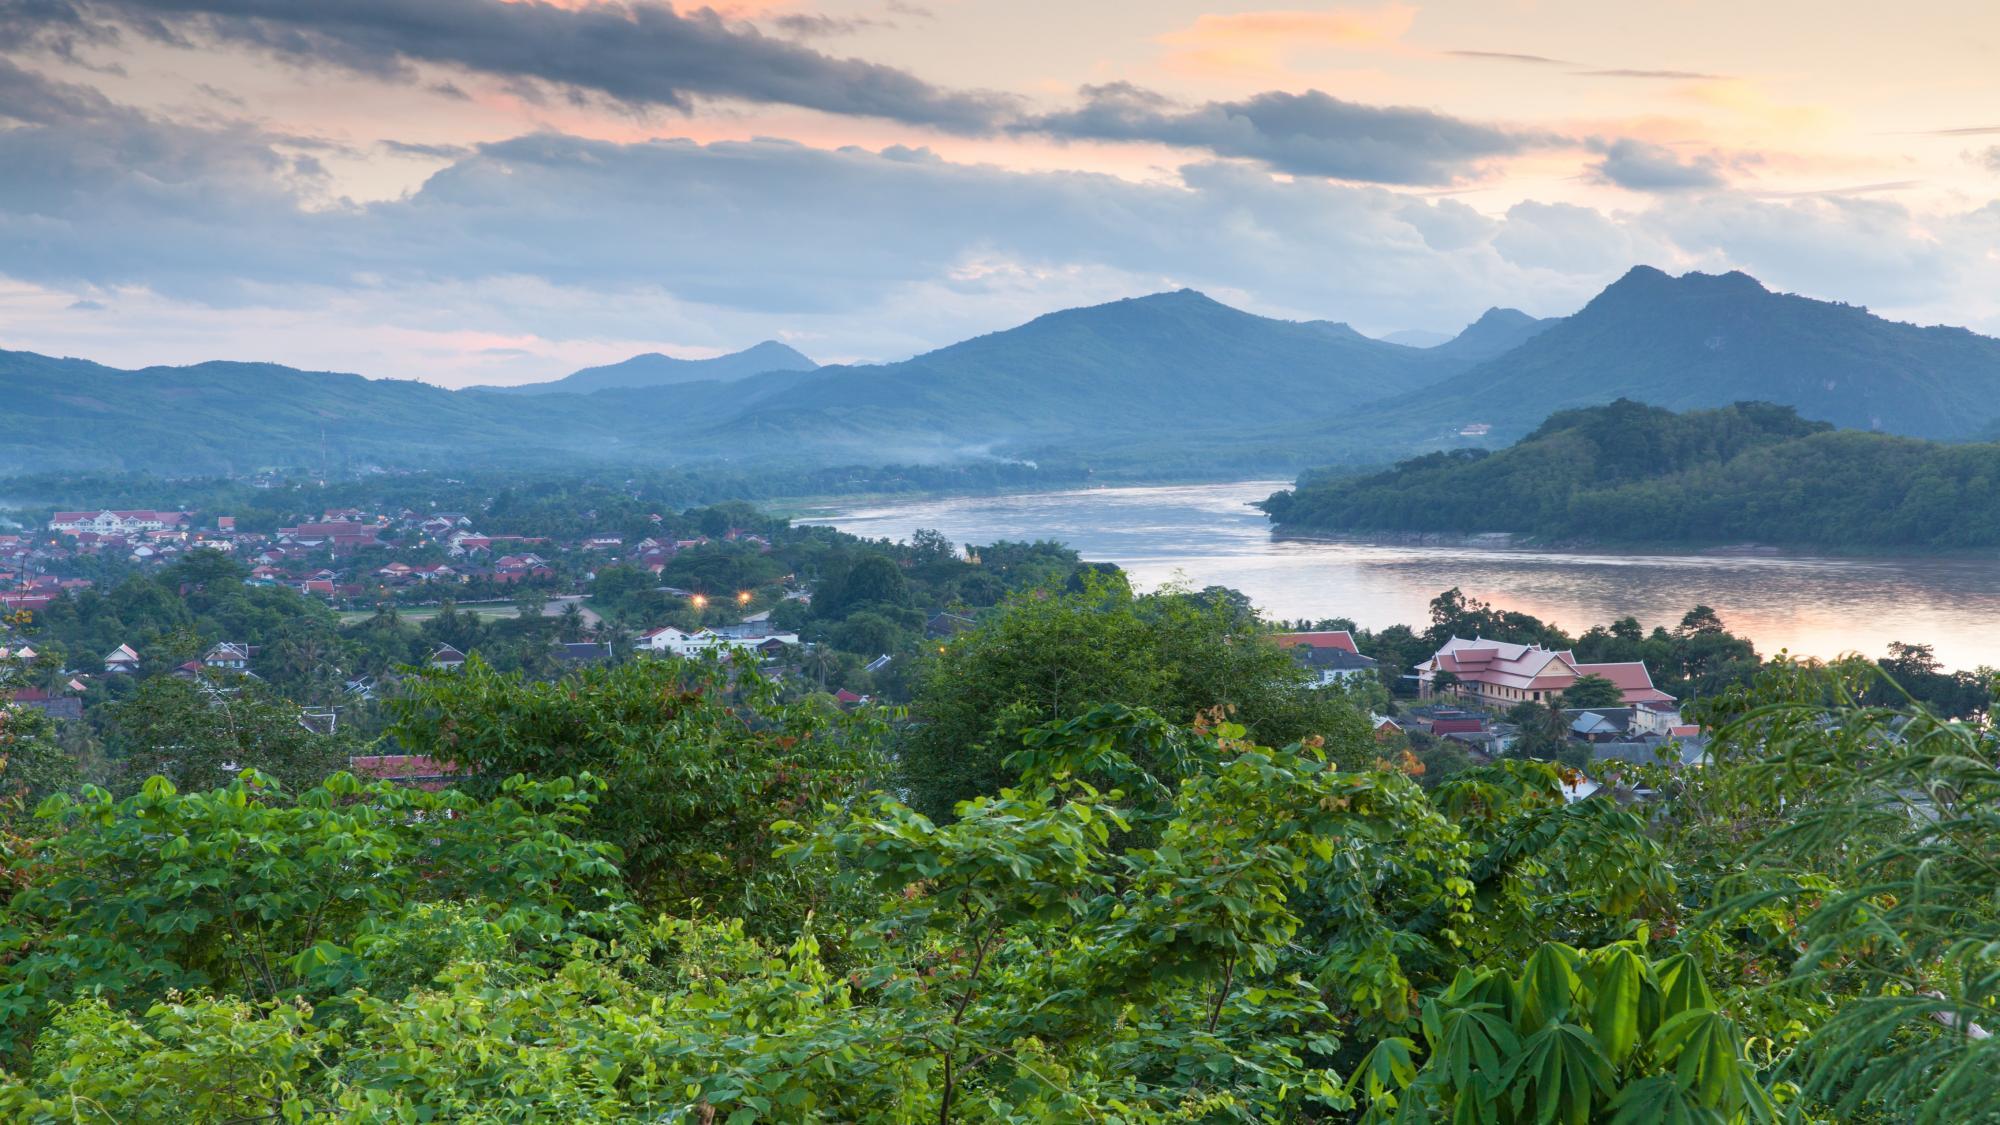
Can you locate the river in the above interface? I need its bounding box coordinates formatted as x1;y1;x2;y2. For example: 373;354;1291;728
801;480;2000;671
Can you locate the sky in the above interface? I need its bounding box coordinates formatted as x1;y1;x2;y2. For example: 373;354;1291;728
3;0;1999;387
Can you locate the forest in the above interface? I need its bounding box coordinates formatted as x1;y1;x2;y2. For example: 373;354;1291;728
3;552;1999;1119
1264;399;2000;549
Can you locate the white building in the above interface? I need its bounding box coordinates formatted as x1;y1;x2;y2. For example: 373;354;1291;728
49;509;190;536
640;626;800;658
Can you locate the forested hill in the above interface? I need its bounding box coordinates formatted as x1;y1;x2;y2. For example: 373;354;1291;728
1335;266;2000;444
692;289;1477;455
15;267;2000;477
0;290;1487;474
470;340;817;395
1262;399;2000;549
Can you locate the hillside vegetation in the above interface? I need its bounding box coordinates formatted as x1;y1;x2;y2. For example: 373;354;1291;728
14;267;2000;477
1264;399;2000;548
0;291;1477;475
5;592;2000;1120
471;340;817;395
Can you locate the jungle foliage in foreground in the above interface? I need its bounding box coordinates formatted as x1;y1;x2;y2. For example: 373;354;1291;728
1265;399;2000;548
2;650;1999;1121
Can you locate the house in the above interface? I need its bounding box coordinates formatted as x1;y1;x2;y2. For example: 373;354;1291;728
1429;716;1486;737
4;686;82;721
1416;637;1674;709
430;645;468;670
865;654;893;674
580;536;623;551
642;626;798;659
641;627;703;657
1271;630;1362;654
298;710;339;736
1588;739;1709;769
491;554;553;583
49;510;190;537
555;642;613;667
1568;709;1635;742
276;521;382;553
202;643;258;671
103;643;141;673
925;612;978;639
1269;630;1379;686
1370;714;1403;740
347;754;463;792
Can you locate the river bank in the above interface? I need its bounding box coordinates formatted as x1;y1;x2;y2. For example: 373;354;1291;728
806;480;2000;671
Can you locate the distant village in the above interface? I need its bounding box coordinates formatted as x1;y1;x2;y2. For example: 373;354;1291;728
1269;628;1703;800
2;504;1713;802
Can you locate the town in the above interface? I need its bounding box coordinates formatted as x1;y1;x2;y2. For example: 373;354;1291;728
0;493;1807;807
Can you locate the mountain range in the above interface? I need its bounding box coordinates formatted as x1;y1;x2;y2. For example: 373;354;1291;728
470;340;817;395
5;266;1999;477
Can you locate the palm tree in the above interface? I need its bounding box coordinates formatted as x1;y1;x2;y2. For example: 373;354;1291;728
597;616;635;664
801;644;838;692
556;602;588;643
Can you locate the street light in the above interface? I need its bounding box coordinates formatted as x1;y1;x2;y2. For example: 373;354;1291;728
690;594;708;609
736;591;752;606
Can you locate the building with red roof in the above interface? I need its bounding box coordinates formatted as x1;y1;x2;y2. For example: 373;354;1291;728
347;754;462;792
1269;630;1360;655
1417;636;1674;709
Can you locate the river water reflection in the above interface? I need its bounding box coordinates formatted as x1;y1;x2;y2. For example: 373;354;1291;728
801;480;2000;671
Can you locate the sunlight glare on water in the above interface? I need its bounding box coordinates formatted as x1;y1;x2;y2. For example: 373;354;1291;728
801;481;2000;671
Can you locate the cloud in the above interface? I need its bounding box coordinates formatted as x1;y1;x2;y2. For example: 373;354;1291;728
0;56;119;124
1754;180;1922;199
1587;139;1727;192
768;12;884;37
13;0;1015;131
1024;83;1550;186
1577;69;1725;80
382;139;474;159
3;69;1999;381
67;298;108;310
1983;146;2000;172
1445;50;1721;80
1922;124;2000;137
1446;50;1569;65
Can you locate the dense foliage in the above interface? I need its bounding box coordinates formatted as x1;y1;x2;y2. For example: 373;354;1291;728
1267;399;2000;548
6;597;2000;1121
900;576;1378;820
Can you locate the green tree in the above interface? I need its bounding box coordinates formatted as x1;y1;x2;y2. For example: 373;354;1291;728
899;578;1373;820
387;656;887;921
0;701;78;823
0;770;621;1056
1561;673;1624;709
1349;941;1773;1122
104;674;351;794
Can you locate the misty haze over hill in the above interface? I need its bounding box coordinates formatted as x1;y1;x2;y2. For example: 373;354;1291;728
7;267;2000;478
471;341;818;395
